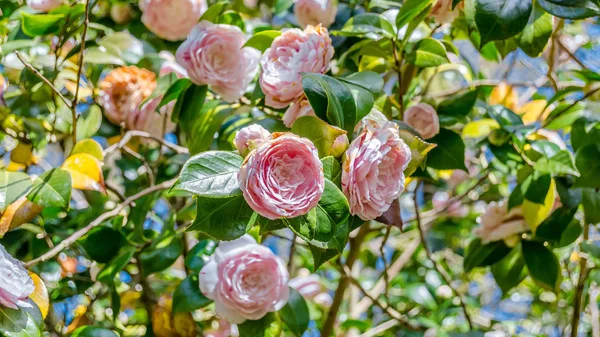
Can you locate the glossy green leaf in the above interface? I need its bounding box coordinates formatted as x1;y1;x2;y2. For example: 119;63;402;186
517;4;552;57
71;326;119;337
0;300;42;337
406;38;449;68
437;89;478;118
321;156;342;186
279;288;310;337
535;206;577;243
574;144;600;188
396;0;433;29
97;246;137;284
76;105;102;141
184;240;216;273
21;12;64;36
464;238;512;272
243;30;282;52
238;313;281;337
27;169;72;209
538;0;599;19
475;0;533;46
491;246;527;293
158;78;192;109
79;226;125;264
173;274;212;313
427;129;467;171
338;13;396;38
140;234;184;275
189;195;255;241
522;240;561;291
582;188;600;224
291;116;347;158
0;171;32;212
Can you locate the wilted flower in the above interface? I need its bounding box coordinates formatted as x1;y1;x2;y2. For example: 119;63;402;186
0;244;35;309
139;0;207;41
234;124;272;157
260;25;334;108
473;201;527;244
239;133;324;219
199;235;289;324
27;0;62;11
294;0;337;28
342;119;412;220
176;22;260;102
403;103;440;140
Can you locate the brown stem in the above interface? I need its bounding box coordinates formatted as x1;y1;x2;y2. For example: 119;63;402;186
70;0;92;144
321;224;370;337
570;221;591;337
103;130;189;156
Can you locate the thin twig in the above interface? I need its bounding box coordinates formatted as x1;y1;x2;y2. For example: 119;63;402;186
71;0;92;144
413;181;473;330
379;225;392;303
14;51;72;109
24;179;176;268
570;221;591;337
288;233;297;273
539;86;600;131
123;146;156;185
103;130;189;156
428;79;583;98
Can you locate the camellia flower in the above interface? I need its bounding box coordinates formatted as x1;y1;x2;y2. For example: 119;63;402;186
260;25;334;108
139;0;207;41
473;201;527;245
342;119;412;220
239;133;324;219
430;0;463;24
176;22;260;102
282;96;316;128
98;66;174;137
234;124;272;157
289;269;333;307
199;235;289;324
294;0;337;28
27;0;62;11
0;244;35;309
403;103;440;140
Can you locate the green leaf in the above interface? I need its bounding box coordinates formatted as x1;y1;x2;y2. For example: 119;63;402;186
491;246;527;293
571;118;600;152
404;284;437;310
243;30;282;52
321;156;342;186
97;246;137;284
279;288;310;337
427;129;467;171
71;326;119;337
406;38;449;68
301;73;359;135
186;101;234;155
338;13;396;38
475;0;533;46
462;119;500;139
0;300;42;337
524;174;551;205
158;78;192;109
190;195;255;241
437;89;478;118
199;1;229;22
79;226;125;264
582;188;600;225
487;105;524;130
140;234;184;275
396;0;433;29
517;3;553;57
533;150;579;176
173;274;212;313
184;240;216;273
338;72;383;121
21;12;64;36
238;313;281;337
574;144;600;188
464;238;512;272
71;139;104;161
76;105;102;141
0;171;32;212
395;129;436;177
27;169;72;209
538;0;599;19
172;84;208;125
291;116;347;158
522;240;561;291
172;151;243;198
535;206;577;243
581;242;600;261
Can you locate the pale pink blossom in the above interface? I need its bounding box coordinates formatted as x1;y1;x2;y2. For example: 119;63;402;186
282;96;316;128
234;124;272;157
430;0;462;24
403;103;440;140
342;120;412;220
260;25;334;108
27;0;62;11
139;0;207;41
239;133;324;219
176;22;260;102
473;201;527;244
199;235;289;324
289;270;333;307
294;0;337;28
0;244;34;309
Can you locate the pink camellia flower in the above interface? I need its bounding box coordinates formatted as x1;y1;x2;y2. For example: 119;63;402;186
473;201;527;245
294;0;337;28
27;0;62;11
0;244;35;309
260;25;334;108
234;124;272;157
239;133;324;219
403;103;440;140
289;270;333;307
139;0;207;41
283;96;316;128
176;22;260;102
342;120;412;221
430;0;463;24
199;235;289;324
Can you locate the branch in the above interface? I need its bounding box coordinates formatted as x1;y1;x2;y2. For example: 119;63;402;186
71;0;92;144
413;181;473;330
103;130;189;156
14;51;72;109
570;221;591;337
539;86;600;131
24;178;176;268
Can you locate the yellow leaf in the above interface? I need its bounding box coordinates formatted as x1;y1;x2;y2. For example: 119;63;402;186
462;119;500;138
152;295;197;337
10;142;37;166
490;82;518;110
517;100;550;124
28;272;49;319
62;153;105;192
0;197;42;237
71;139;104;161
523;178;556;233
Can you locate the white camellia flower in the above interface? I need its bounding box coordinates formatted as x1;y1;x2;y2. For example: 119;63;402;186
0;244;35;309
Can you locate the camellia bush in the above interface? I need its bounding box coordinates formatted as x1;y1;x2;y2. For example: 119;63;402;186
1;0;600;336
